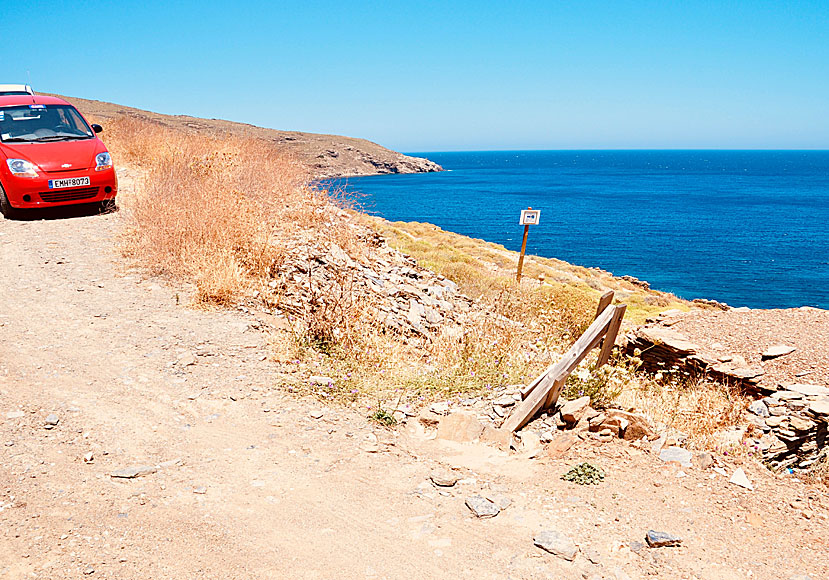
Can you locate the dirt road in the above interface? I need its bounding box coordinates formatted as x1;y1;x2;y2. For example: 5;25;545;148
1;171;827;579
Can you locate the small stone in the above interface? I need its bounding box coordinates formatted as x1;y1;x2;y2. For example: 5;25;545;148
430;470;458;487
789;416;815;431
44;413;59;427
546;432;576;459
785;384;829;397
729;468;754;491
308;375;334;386
83;566;95;575
659;446;693;468
6;410;25;419
559;396;591;424
747;401;769;417
429;402;450;416
309;410;324;420
517;431;543;458
193;486;207;494
83;452;94;464
533;529;578;561
492;395;516;407
693;451;714;470
465;496;500;518
645;530;682;547
111;465;158;479
808;400;829;416
436;412;484;442
176;352;197;367
761;345;796;360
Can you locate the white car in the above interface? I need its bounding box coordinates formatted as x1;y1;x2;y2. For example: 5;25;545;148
0;84;34;96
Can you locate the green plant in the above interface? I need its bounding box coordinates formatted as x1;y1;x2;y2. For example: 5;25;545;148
561;351;641;408
368;408;397;427
561;462;605;485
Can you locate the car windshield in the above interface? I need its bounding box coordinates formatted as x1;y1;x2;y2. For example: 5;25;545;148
0;104;94;143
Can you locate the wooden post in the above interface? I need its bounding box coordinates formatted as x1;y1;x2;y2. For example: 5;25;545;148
595;290;614;320
516;208;532;282
596;304;626;367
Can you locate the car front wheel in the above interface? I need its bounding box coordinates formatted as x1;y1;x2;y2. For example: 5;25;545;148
0;184;21;219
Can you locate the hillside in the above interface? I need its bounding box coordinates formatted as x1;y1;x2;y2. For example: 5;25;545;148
53;94;442;179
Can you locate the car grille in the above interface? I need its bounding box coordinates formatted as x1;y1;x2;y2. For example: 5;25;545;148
39;187;100;203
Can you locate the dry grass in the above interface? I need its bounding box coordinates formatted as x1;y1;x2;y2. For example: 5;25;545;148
103;117;355;306
616;372;751;451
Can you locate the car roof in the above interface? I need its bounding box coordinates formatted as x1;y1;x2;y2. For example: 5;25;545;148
0;95;72;108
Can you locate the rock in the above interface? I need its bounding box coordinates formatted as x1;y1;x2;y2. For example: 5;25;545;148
659;446;693;468
533;529;578;561
729;468;754;491
645;530;682;547
429;402;450;416
789;416;815;431
44;413;59;428
606;410;655;441
808;400;829;416
546;432;577;459
193;486;207;494
178;352;197;367
693;451;715;470
436;412;483;442
492;395;516;407
517;431;543;458
111;465;158;479
785;384;829;397
559;396;591;424
747;401;769;417
6;410;25;419
465;496;500;518
83;452;94;464
309;410;325;420
309;375;334;386
761;345;795;359
430;470;458;487
480;426;513;448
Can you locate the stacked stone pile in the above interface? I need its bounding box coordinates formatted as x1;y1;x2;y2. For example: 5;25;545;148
623;312;765;387
263;231;474;337
747;383;829;471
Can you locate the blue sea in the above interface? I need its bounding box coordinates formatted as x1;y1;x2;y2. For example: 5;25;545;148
338;151;829;310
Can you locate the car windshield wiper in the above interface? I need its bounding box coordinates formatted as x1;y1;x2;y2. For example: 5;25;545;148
34;134;92;142
1;136;36;142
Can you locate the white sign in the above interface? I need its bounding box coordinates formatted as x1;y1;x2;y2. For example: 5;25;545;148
519;209;541;225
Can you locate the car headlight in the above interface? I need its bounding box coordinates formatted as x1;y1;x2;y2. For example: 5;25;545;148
6;158;39;178
95;152;113;171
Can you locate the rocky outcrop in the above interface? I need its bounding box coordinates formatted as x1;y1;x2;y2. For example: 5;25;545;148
260;229;474;339
748;384;829;472
61;94;444;179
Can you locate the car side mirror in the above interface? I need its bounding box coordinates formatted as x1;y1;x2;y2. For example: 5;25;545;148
91;124;103;134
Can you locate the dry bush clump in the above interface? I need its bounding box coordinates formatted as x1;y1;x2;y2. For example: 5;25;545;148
616;372;750;450
104;117;358;307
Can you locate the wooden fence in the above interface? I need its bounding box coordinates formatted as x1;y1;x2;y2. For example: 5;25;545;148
501;290;627;433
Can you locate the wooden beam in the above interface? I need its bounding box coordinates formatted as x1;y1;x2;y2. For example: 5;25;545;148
596;304;627;367
595;290;614;320
522;290;616;401
500;305;616;433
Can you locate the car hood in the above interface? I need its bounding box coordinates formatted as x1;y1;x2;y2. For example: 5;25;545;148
1;138;105;172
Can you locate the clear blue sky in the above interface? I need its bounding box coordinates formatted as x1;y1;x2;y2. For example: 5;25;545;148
3;1;827;151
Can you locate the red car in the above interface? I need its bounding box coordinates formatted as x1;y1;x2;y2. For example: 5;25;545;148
0;95;117;218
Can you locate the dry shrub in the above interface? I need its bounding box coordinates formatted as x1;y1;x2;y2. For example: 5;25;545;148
104;116;357;306
616;374;750;450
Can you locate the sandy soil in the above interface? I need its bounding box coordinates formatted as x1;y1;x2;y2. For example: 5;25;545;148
1;171;828;579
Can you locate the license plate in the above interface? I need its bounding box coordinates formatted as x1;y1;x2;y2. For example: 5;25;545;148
48;176;90;189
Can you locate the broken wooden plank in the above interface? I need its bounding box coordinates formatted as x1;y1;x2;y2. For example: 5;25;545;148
595;290;614;320
501;305;616;433
596;304;627;367
522;290;616;401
